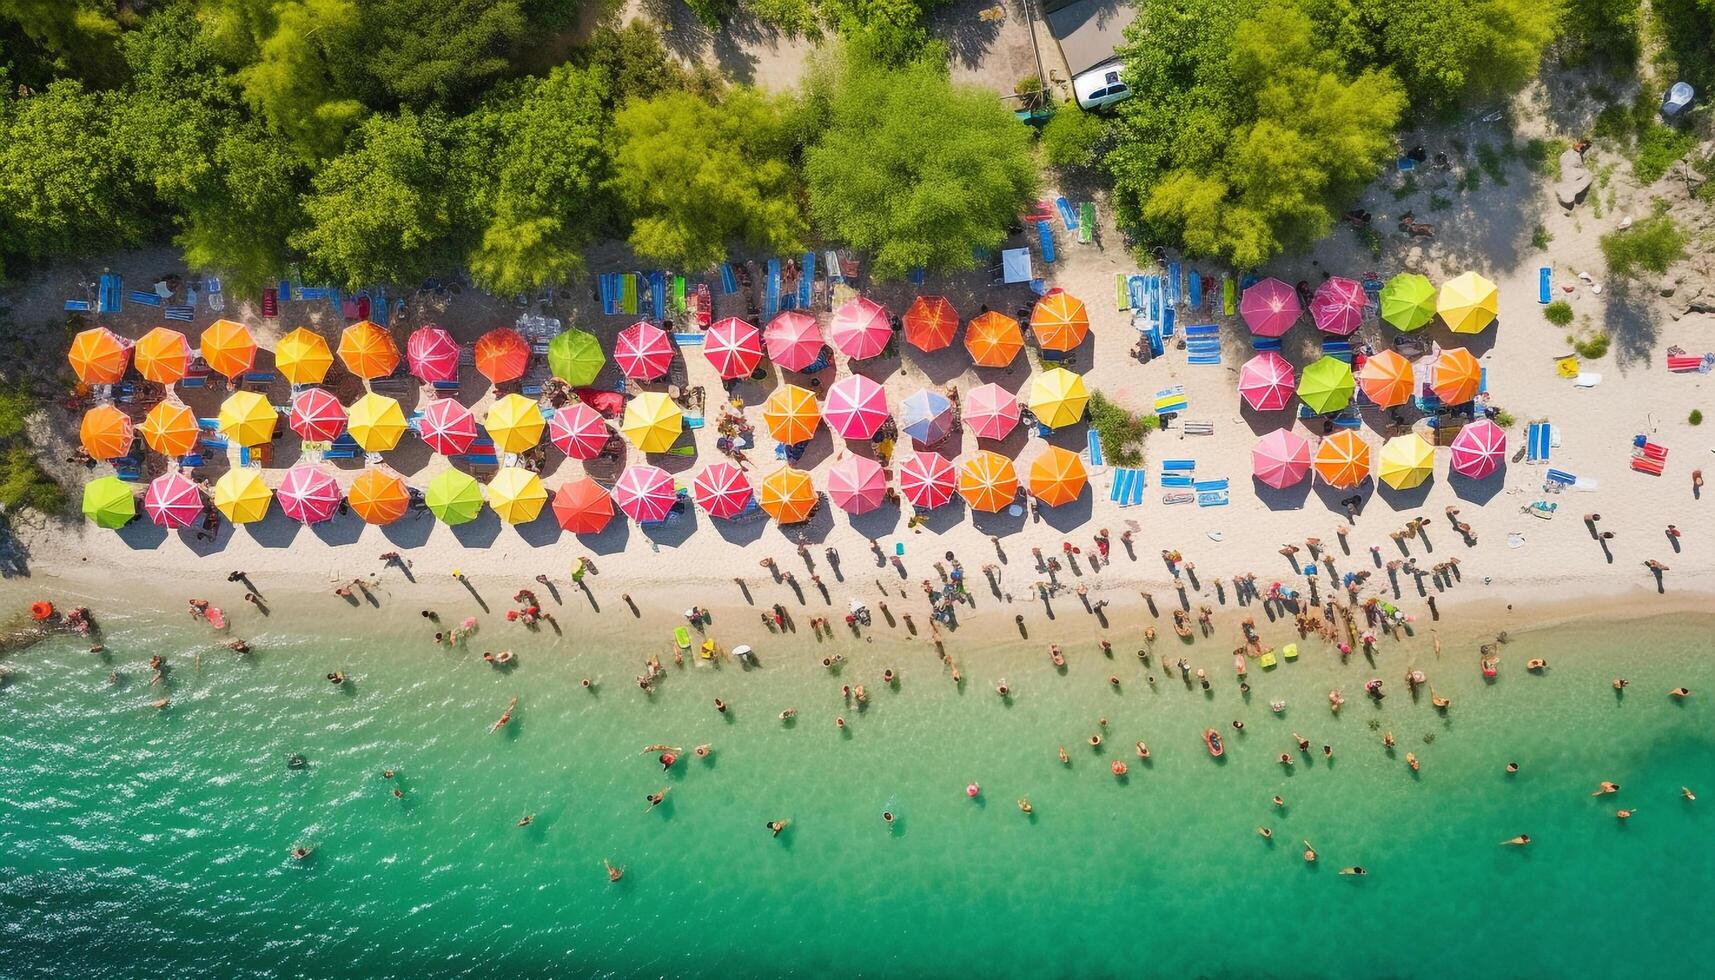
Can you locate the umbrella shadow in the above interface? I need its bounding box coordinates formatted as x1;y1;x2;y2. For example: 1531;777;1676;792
513;513;563;548
1312;479;1370;517
1450;468;1505;505
381;513;434;548
449;511;503;548
579;519;632;555
310;512;365;546
244;514;305;549
711;512;769;546
848;504;902;539
1253;477;1312;511
1375;480;1434;512
1038;492;1093;532
117;519;169;550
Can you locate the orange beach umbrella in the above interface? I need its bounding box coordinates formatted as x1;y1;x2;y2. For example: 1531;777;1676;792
763;384;821;445
1028;446;1088;507
200;319;256;379
141;401;199;457
348;469;410;525
1430;347;1483;406
1312;430;1371;489
337;320;400;381
1356;349;1415;408
134;327;192;384
68;327;129;385
903;295;959;352
1030;288;1090;352
964;311;1024;367
759;466;817;524
959;450;1019;513
80;405;133;460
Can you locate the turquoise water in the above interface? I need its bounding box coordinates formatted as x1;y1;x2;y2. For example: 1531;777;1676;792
2;600;1712;979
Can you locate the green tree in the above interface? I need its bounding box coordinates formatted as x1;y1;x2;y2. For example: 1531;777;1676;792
360;0;529;109
205;0;367;158
1041;104;1106;169
1365;0;1561;110
291;109;468;288
0;0;124;87
805;54;1037;279
612;87;804;271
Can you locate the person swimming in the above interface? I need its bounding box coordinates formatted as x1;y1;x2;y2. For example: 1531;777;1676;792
1616;808;1636;820
1017;798;1033;814
517;814;534;827
1506;762;1520;773
605;859;624;882
1683;787;1697;801
1339;866;1367;876
1258;827;1273;839
1272;796;1285;808
715;698;728;713
695;744;711;758
1593;781;1620;796
645;788;669;811
883;810;895;826
1294;733;1310;752
1502;835;1531;846
1670;687;1692;698
1278;753;1294;766
1302;841;1317;863
766;819;788;837
286;754;307;770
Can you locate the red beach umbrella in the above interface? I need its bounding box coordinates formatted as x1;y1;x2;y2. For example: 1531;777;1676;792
278;465;341;524
903;296;958;352
288;387;348;442
419;398;478;456
547;402;610;460
1450;419;1507;479
615;321;673;380
613;464;675;523
827;455;887;514
1311;277;1367;336
898;452;956;509
552;477;614;534
473;328;529;384
1238;352;1296;412
829;297;891;360
1240;278;1301;338
704;317;762;380
763;311;824;372
1252;429;1312;489
407;326;460;383
692;461;754;519
143;472;204;529
824;374;890;440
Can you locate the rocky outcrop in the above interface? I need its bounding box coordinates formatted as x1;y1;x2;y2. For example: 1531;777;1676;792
1556;148;1592;208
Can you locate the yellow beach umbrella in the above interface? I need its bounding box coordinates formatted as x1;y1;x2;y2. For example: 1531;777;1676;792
1027;367;1089;429
217;390;276;446
486;466;549;524
276;327;334;386
484;393;546;454
347;392;407;452
1437;271;1499;334
620;391;685;453
213;468;272;524
1377;433;1435;490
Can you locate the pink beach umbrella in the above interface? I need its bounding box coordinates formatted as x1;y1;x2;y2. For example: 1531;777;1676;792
547;402;610;460
1450;419;1507;479
1252;429;1312;489
829;297;891;360
964;382;1020;440
1237;351;1296;412
406;326;460;383
898;452;956;509
824;374;890;440
1311;277;1367;336
615;321;674;380
827;455;888;515
1240;278;1302;338
691;461;754;519
143;472;204;529
764;311;824;372
705;317;762;380
419;398;478;456
613;464;676;523
278;465;342;524
288;387;348;442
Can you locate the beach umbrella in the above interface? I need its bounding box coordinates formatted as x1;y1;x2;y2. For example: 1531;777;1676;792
406;326;460;384
1312;430;1371;488
620;391;683;453
1251;429;1312;489
1296;355;1354;416
1028;446;1088;507
614;321;673;381
547;329;605;386
288;387;347;442
1240;278;1301;337
484;393;545;454
552;477;614;533
1380;273;1437;332
691;461;754;519
348;469;409;525
486;467;548;525
704;317;762;380
217;390;275;446
899;389;953;444
964;382;1019;440
763;384;821;445
79;405;133;460
200;319;256;379
1237;352;1296;412
82;475;135;529
958;450;1019;513
903;296;958;352
965;311;1024;367
829;297;891;360
1378;433;1435;491
1031;289;1090;352
1311;277;1367;336
143;472;203;529
134;327;192;384
824;374;889;440
141;401;198;457
759;466;816;523
275;327;334;386
473;327;529;384
1437;272;1499;334
1027;367;1089;429
898;452;956;509
1430;348;1483;405
1357;349;1416;408
426;470;484;525
547;402;610;460
347;392;406;452
337;320;399;381
764;311;824;372
278;465;341;524
212;468;271;524
1450;419;1507;479
613;464;675;523
419;398;478;456
827;455;887;515
68;327;129;385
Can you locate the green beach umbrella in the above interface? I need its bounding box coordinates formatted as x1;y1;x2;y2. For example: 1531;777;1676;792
1297;355;1355;415
426;470;484;526
548;330;605;387
1380;273;1437;332
82;475;136;529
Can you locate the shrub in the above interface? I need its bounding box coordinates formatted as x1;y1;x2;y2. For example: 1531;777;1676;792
1573;333;1610;358
1691;409;1704;426
1491;408;1516;428
1601;215;1688;278
1532;223;1553;249
1543;299;1574;325
1476;143;1508;184
1040;104;1105;169
1592;104;1633;142
1087;390;1157;467
1429;193;1453;211
0;444;66;516
1523;138;1566;178
1633;125;1697;184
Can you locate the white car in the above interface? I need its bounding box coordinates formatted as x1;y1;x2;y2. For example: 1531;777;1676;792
1073;63;1132;111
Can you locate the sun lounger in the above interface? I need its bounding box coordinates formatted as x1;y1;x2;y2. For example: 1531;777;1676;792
1161;474;1196;488
1167;262;1181;306
1154;386;1187;414
1116;274;1131;311
1321;340;1353;363
1193;478;1229;491
1636;438;1668;460
1666;353;1713;372
1189;271;1202;310
620;273;638;315
1221;276;1236;316
1525;422;1551;463
1109;468;1145;505
1078;203;1095;244
1056;196;1078;230
205;276;224;312
1085;428;1105;468
165;305;194;322
799;253;815;307
650;271;667;321
1128;275;1149;314
1539;267;1552;303
1630;456;1664;475
719;263;739;295
1161;459;1195;471
64;299;92;312
1182;419;1215;435
98;274;123;314
1250;335;1281;352
1037;221;1056;263
1544;468;1577;486
764;259;781;318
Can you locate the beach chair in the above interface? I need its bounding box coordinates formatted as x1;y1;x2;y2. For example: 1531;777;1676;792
1166;262;1181;307
1189;271;1203;311
620;273;639;315
1154;386;1187;415
97;275;123;314
1539;267;1552;303
1321;340;1354;363
1037;221;1056;264
1221;276;1237;316
799;253;815;308
206;276;224;312
764;259;781;319
719;264;739;295
1525;422;1551;463
1666;353;1712;372
165;304;194;322
1055;196;1078;230
1085;429;1105;468
1185;323;1221;365
1109;468;1145;505
1078;203;1095;244
64;299;93;312
1182;419;1215;435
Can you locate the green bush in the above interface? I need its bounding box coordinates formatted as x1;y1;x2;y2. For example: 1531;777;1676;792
1592;104;1634;142
1491;408;1516;428
1087;390;1157;467
1040;104;1105;169
0;444;66;516
1633;125;1697;184
1522;138;1566;179
1600;216;1688;278
1573;333;1610;358
1543;299;1573;325
1532;223;1553;249
1476;143;1508;184
1691;409;1704;426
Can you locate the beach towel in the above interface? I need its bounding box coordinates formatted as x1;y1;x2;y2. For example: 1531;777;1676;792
1321;340;1353;363
1038;221;1056;264
1154;386;1187;414
673;333;705;346
1193;478;1229;491
824;250;844;283
1086;428;1105;467
1148;276;1160;327
1056;196;1078;230
163;305;193;322
127;289;164;307
1128;275;1149;314
764;259;781;318
262;287;278;318
1161;459;1195;471
620;273;638;315
1161;474;1196;488
1526;422;1551;462
1666;353;1713;372
64;299;92;312
1145;323;1164;357
599;273;617;314
98;274;123;314
1544;468;1577;486
1110;468;1146;505
1078;203;1094;244
1539;267;1552;303
1162;307;1176;339
1189;271;1202;310
1197;490;1230;507
672;275;687;315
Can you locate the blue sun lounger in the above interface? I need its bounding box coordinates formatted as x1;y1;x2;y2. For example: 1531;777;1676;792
800;253;815;307
765;259;781;318
97;275;123;314
1539;267;1552;303
1056;196;1078;230
1038;221;1056;263
719;263;738;295
1185;323;1221;365
1086;428;1104;467
1526;422;1551;462
1110;468;1146;505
